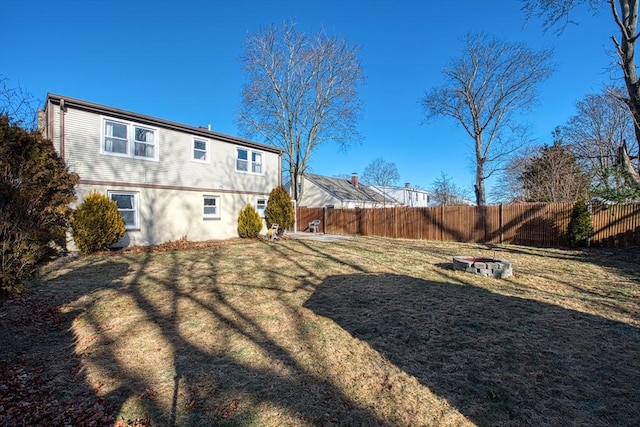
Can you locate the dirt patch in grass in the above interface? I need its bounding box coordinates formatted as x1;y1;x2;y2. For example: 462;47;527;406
1;237;638;426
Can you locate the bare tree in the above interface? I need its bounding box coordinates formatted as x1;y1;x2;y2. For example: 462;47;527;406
360;157;400;187
0;75;39;130
422;33;554;206
238;21;365;203
523;0;640;190
563;88;639;199
491;148;538;203
430;172;472;206
361;157;400;206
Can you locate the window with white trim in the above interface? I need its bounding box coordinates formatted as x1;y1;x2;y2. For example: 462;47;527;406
252;151;262;173
134;126;156;158
203;195;220;219
104;120;128;154
108;191;139;230
256;199;266;218
236;148;264;174
236;148;248;172
193;138;208;161
102;118;158;160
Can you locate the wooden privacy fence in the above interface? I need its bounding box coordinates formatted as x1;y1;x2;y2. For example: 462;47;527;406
295;203;640;248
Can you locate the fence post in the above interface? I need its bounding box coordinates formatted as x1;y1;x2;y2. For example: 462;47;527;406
499;203;504;244
440;205;444;241
323;207;327;234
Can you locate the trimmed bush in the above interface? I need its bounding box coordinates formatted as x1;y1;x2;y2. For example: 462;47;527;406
238;204;263;238
72;192;125;253
566;200;593;247
265;186;294;235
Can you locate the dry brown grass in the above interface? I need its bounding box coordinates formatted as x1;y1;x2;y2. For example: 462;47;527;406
2;237;639;426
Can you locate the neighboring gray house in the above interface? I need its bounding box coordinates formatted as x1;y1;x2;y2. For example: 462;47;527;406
298;173;391;208
370;183;431;207
40;94;282;247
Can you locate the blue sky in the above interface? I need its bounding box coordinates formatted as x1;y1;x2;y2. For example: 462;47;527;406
0;0;619;199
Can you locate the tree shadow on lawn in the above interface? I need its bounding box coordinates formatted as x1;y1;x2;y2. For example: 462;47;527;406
0;257;131;425
481;242;640;286
304;273;640;427
8;251;391;426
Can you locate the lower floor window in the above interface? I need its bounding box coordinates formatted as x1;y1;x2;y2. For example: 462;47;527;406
203;195;220;219
256;199;266;217
108;191;139;229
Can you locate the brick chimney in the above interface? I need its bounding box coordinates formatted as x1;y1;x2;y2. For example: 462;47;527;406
405;182;411;189
351;173;359;187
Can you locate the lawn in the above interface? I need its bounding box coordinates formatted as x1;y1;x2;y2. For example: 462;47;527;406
1;237;639;426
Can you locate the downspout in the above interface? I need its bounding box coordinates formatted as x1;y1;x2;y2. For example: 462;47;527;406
59;99;65;160
278;152;282;187
47;99;54;142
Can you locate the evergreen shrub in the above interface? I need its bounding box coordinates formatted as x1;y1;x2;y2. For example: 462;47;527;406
265;186;294;235
1;115;78;295
72;192;125;253
238;204;263;238
566;200;593;247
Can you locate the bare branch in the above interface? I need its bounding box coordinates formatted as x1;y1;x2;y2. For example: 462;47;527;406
422;32;554;205
237;21;365;203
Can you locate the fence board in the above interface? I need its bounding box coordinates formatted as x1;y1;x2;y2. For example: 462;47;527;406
296;203;640;248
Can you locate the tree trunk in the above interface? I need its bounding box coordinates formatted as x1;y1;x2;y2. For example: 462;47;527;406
618;141;640;189
475;133;487;205
475;161;486;206
614;0;640;184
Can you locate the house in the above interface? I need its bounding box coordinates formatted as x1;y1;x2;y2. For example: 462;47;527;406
39;94;282;247
297;173;391;208
370;183;431;207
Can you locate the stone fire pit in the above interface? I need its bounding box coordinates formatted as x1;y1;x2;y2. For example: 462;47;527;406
452;256;513;278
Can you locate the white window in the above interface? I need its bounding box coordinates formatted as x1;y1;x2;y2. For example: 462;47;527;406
236;147;264;174
102;117;158;160
236;148;248;172
256;199;266;217
108;191;139;230
104;120;128;154
203;195;220;219
133;126;156;158
193;138;208;161
252;152;262;173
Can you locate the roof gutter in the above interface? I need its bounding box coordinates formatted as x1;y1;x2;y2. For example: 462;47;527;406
45;93;282;155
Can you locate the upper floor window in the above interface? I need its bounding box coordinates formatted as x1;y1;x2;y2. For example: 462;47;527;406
104;120;128;154
193;138;208;162
236;148;264;174
252;151;262;173
134;126;156;158
102;118;158;160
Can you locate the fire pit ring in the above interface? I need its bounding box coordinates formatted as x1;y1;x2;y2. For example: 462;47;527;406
452;256;513;278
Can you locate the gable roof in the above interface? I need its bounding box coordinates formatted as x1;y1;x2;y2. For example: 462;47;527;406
44;93;282;154
305;173;390;204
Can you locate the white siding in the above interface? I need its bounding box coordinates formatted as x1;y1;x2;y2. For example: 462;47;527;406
60;108;279;194
300;179;343;208
70;184;269;248
47;97;280;247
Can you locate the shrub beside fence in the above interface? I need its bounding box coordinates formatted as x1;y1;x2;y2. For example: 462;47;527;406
295;203;640;248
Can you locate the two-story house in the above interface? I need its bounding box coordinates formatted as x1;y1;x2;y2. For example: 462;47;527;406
39;94;282;247
370;183;431;207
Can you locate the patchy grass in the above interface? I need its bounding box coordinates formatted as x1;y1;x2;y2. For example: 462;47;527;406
1;237;639;426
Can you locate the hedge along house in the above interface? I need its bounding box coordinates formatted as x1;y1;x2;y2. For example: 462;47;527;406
39;94;282;248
